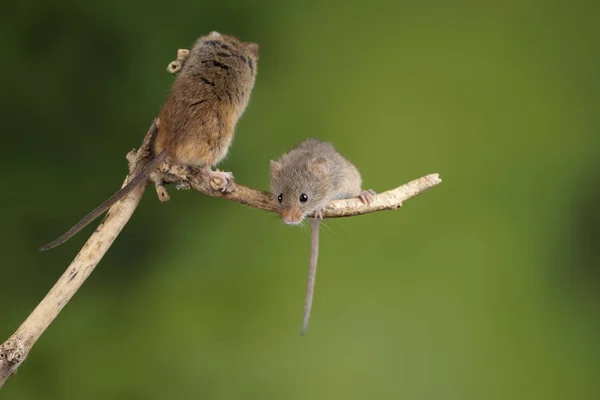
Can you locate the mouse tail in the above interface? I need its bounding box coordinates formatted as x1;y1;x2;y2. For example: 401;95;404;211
40;150;168;251
301;218;320;335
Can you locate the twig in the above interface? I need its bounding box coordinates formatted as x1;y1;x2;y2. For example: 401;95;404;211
155;162;441;218
0;48;442;389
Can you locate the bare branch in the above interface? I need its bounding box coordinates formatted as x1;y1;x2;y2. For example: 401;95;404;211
154;162;441;218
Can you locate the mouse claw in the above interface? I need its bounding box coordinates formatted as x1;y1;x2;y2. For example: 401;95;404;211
359;189;377;204
205;169;235;193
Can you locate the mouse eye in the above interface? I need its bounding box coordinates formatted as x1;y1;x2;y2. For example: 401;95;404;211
299;193;308;203
277;194;283;203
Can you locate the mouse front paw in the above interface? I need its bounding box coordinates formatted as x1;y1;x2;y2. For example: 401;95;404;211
359;189;377;204
314;207;324;220
204;168;235;192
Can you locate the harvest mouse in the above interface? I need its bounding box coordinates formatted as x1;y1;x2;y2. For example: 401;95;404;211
270;139;375;334
41;32;259;251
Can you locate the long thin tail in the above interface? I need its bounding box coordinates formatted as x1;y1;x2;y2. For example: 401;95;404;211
40;150;168;251
301;218;320;335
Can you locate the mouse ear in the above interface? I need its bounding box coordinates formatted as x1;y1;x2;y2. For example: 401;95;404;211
311;157;328;176
270;160;282;177
246;43;259;58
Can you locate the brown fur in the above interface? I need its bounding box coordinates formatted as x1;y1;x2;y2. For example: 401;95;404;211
155;32;259;167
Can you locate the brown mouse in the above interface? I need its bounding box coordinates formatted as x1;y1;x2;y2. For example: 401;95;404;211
270;138;375;334
41;32;259;251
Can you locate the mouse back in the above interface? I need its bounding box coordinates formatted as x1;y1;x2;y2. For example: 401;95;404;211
156;32;259;166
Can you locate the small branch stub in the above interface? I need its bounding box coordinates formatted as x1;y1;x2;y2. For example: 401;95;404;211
166;49;191;74
0;338;25;387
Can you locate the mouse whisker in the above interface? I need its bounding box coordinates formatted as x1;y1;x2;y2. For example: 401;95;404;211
317;220;338;239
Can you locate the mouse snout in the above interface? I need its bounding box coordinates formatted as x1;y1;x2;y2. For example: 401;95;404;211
281;209;304;225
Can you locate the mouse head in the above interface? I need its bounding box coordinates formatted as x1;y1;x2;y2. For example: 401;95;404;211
194;31;259;79
270;156;331;225
184;32;259;115
207;31;258;60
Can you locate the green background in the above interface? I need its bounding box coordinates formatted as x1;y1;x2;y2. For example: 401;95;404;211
1;0;599;398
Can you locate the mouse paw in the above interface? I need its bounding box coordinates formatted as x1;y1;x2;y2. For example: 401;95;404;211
314;208;324;220
359;189;377;204
205;169;235;192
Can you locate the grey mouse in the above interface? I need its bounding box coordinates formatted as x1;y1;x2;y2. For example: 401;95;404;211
270;139;375;334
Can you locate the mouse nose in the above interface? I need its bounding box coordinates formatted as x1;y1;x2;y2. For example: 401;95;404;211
281;209;303;225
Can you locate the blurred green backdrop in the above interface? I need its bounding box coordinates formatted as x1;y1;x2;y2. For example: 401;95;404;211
1;0;599;398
